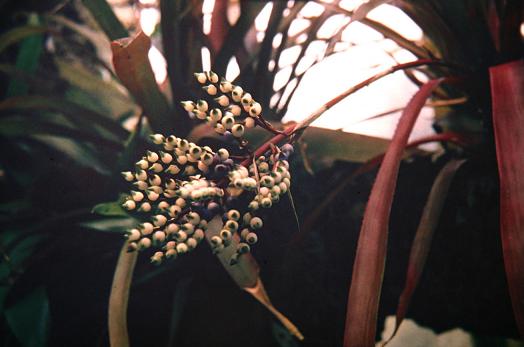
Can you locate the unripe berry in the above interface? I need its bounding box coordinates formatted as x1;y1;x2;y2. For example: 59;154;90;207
181;100;195;112
220;229;232;241
260;197;272;208
220;78;233;93
165;165;181;175
196;100;208;112
231;124;245;138
139;237;152;249
121;171;134;182
140;222;154;235
150;163;163;173
176;242;188;254
139;202;152;212
221;114;235;129
226;209;240;221
150;134;165;144
202;84;217;95
246;232;258;245
217;148;229;161
165;249;177;258
194;72;207;84
151;251;164;264
177;156;188;165
241;93;253;106
237;242;250;254
250;217;263;229
214;123;226;134
152;214;167;227
135;169;148;181
127;229;141;241
244;117;256;128
175;231;188;242
210;235;223;246
226;104;241;116
123;200;136;210
249;102;262;117
147;150;159;163
187;211;201;225
166;223;179;235
231;86;243;102
209;108;222;122
149;174;161;186
214;95;230;107
186;237;198;249
248;201;259;211
224;220;239;231
206;70;219;83
136;159;149;170
153;231;166;243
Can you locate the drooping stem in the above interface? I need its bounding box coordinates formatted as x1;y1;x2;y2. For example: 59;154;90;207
108;241;138;347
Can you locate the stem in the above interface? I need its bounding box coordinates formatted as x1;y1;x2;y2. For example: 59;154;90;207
240;124;296;167
108;241;138;347
292;59;463;136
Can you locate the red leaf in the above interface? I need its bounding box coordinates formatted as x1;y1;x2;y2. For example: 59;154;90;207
111;31;174;134
343;78;443;347
490;59;524;338
386;159;466;345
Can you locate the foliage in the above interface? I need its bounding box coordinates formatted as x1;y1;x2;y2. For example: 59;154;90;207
0;0;522;346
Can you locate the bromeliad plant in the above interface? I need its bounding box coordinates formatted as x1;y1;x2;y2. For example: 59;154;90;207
120;71;293;266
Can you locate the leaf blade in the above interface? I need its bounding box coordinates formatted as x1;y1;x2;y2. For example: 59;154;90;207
387;159;466;344
343;78;443;347
490;59;524;338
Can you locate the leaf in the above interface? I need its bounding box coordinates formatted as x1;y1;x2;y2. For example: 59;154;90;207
92;201;128;217
0;24;47;54
80;0;128;41
111;31;177;134
349;0;394;23
213;1;266;75
0;95;128;139
5;287;50;347
343;79;443;347
386;159;466;345
108;241;137;347
7;14;43;97
206;216;304;341
490;59;524;338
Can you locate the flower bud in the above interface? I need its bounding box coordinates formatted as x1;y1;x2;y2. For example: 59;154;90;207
134;181;149;190
187;211;201;225
121;171;134;182
210;235;223;246
181;101;195;112
176;242;188;254
166;223;179;235
260;197;272;208
244;117;256;128
175;231;188;242
202;84;217;95
150;134;165;144
135;169;148;181
149;174;161;186
196;100;208;112
226;209;240;221
193;228;205;241
246;232;258;245
214;123;226;134
136;159;149;170
214;95;230;107
139;202;152;212
209;108;222;122
146;150;159;163
127;228;141;241
152;214;167;227
153;231;166;243
130;191;144;202
122;199;136;211
206;70;219;83
231;124;245;138
181;223;195;235
250;217;263;229
249;102;262;117
139;237;152;249
169;205;182;217
127;242;138;252
151;251;164;264
224;220;239;231
248;201;259;211
165;249;177;259
231;86;243;102
220;78;233;93
177;156;188;165
165;164;181;175
146;190;159;201
221;114;235;129
149;163;163;173
194;72;207;84
237;242;250;254
220;229;232;242
186;237;198;249
217;148;229;161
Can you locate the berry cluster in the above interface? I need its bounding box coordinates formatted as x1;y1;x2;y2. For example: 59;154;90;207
120;71;293;266
181;71;263;139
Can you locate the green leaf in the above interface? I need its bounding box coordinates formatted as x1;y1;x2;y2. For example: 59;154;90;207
0;24;47;54
80;217;138;233
206;216;304;341
344;79;443;347
0;95;128;140
6;14;43;97
81;0;128;41
5;287;50;347
111;32;177;134
92;201;128;217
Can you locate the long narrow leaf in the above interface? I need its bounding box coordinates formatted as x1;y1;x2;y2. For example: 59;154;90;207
111;32;177;134
490;59;524;338
0;25;47;54
81;0;128;41
386;159;466;344
206;216;304;341
343;78;443;347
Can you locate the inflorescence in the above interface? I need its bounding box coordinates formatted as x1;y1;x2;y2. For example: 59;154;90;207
121;71;294;266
